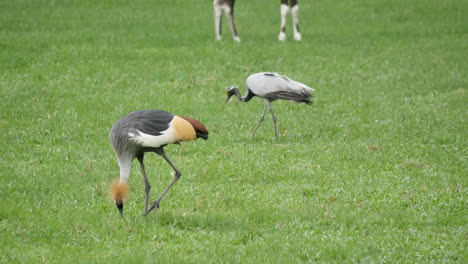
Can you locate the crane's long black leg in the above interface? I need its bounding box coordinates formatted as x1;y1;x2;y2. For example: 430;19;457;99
266;100;279;139
145;150;181;216
137;153;151;215
251;102;268;139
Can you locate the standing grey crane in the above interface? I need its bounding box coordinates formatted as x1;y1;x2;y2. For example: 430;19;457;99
226;72;314;139
109;109;208;216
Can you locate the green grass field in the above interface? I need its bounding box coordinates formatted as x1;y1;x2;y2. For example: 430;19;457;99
1;0;467;262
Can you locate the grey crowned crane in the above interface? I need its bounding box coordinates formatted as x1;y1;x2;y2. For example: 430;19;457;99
226;72;314;139
109;109;208;216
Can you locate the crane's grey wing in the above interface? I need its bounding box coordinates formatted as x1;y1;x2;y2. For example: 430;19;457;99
125;109;174;136
265;72;315;92
287;77;315;92
109;109;175;154
246;72;315;97
112;109;174;138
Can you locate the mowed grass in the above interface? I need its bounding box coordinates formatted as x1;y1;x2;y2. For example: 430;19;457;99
0;0;467;262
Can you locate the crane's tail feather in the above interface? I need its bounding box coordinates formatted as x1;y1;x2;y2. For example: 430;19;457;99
267;90;314;104
111;179;129;202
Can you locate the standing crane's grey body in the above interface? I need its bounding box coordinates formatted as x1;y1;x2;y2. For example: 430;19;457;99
226;72;314;139
109;109;208;216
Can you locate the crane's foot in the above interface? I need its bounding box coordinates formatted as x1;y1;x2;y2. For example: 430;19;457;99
144;201;160;216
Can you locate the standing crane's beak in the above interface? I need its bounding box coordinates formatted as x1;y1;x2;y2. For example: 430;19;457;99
226;87;236;103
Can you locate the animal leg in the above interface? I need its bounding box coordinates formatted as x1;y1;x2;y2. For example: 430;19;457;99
137;154;151;215
266;100;279;139
225;4;240;42
214;2;223;41
278;2;289;41
251;102;268;139
291;2;302;41
145;150;182;216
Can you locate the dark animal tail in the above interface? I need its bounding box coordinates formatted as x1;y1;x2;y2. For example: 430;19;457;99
281;0;298;6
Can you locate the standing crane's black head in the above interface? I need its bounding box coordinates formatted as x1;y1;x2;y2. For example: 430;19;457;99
226;86;239;103
111;180;129;217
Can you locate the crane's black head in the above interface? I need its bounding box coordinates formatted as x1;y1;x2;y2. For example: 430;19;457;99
226;86;238;103
116;201;124;217
111;180;128;217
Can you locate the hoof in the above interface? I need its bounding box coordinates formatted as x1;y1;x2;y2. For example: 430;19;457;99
294;32;302;41
278;32;286;41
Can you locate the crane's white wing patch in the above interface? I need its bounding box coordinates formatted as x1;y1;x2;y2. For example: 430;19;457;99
128;128;175;148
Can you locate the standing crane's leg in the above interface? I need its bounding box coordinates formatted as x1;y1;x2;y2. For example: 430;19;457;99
137;153;151;215
266;100;279;139
145;149;182;216
251;102;268;139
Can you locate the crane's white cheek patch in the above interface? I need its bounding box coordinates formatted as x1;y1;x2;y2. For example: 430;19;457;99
128;129;175;148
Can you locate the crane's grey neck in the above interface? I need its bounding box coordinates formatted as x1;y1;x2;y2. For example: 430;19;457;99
228;86;255;102
116;155;133;182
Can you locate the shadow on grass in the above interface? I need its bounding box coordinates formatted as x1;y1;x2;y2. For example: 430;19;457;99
147;210;241;231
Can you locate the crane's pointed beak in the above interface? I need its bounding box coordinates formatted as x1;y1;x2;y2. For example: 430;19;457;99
226;86;236;103
196;131;208;140
225;94;233;103
116;201;124;217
